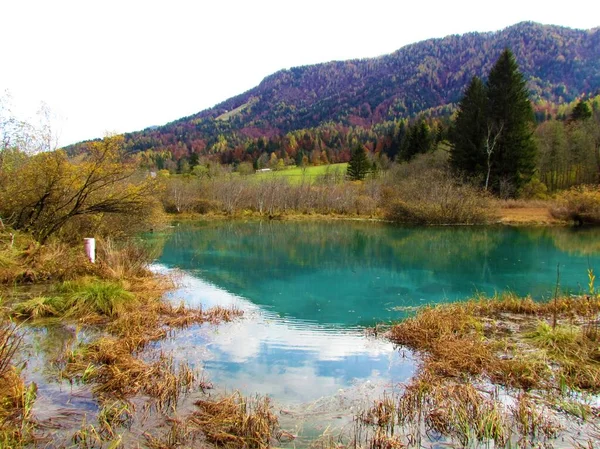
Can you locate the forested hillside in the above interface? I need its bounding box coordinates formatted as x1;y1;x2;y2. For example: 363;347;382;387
65;22;599;169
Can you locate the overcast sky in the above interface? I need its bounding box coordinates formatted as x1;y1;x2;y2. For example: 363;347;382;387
1;0;598;146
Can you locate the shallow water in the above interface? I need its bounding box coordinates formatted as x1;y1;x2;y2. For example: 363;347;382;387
150;221;600;406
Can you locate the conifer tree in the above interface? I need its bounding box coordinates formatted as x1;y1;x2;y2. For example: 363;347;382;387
486;49;536;194
570;99;592;122
450;76;487;178
346;143;370;180
450;49;536;195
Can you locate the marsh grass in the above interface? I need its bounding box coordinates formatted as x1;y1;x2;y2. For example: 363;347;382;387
0;228;92;284
0;319;36;448
144;417;191;449
189;392;279;449
373;292;600;448
389;293;600;393
511;393;561;445
13;278;136;320
3;227;248;446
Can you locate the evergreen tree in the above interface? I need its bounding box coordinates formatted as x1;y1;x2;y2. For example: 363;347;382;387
402;120;433;161
346;143;370;180
486;49;536;194
450;76;487;178
450;49;536;195
569;99;592;122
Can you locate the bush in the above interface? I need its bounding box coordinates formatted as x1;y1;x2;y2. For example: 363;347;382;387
550;186;600;225
384;167;496;224
0;136;163;243
520;177;549;200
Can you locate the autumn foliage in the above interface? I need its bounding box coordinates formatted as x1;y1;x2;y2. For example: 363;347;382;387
0;135;162;243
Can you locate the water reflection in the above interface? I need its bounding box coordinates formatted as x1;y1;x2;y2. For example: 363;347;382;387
17;325;98;421
150;221;600;405
157;274;415;404
156;221;600;325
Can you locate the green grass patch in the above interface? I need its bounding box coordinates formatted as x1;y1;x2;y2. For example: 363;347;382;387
13;278;135;319
254;163;348;184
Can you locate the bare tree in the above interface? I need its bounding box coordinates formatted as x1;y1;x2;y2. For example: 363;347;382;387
484;122;503;191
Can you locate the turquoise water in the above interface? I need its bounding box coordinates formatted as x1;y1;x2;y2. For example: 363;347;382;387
152;221;600;405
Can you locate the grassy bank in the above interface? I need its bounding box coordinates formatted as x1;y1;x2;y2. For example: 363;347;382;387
0;227;250;447
349;292;600;448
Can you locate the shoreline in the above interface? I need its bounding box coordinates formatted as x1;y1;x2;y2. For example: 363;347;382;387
166;204;570;227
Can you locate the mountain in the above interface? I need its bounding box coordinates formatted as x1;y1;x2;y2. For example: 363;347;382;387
68;22;600;161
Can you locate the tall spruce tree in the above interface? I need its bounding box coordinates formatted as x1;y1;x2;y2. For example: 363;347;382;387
486;49;536;194
450;76;487;178
450;49;536;196
346;143;370;180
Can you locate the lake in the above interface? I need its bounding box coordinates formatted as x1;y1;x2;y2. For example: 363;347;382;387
150;221;600;408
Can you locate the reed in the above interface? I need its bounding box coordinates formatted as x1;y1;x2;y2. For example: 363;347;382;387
189;392;279;449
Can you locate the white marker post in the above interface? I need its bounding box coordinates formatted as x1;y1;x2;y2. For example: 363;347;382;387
84;238;96;263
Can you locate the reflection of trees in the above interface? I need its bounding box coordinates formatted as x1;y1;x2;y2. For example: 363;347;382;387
158;222;510;280
27;325;79;382
158;221;508;296
387;227;502;270
156;221;600;325
546;228;600;256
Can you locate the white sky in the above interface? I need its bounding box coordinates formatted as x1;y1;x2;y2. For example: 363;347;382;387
1;0;598;146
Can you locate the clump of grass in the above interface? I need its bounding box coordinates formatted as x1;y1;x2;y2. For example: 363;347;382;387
64;336;195;409
189;392;279;449
95;237;159;280
144;417;192;449
389;304;494;379
0;228;93;284
12;296;61;319
471;292;540;315
524;320;600;391
0;320;36;448
97;400;134;439
354;372;508;448
71;414;105;449
511;392;561;445
13;278;135;320
57;278;136;317
526;321;579;354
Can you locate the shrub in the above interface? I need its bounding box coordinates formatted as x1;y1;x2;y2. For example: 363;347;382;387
550;186;600;225
0;136;163;243
384;168;496;224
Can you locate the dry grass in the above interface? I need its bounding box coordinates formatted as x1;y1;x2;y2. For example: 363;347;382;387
64;336;195;409
355;373;509;448
0;226;161;286
376;292;600;447
0;320;36;448
511;393;561;445
189;392;279;449
63;302;242;406
389;293;600;392
0;229;92;284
